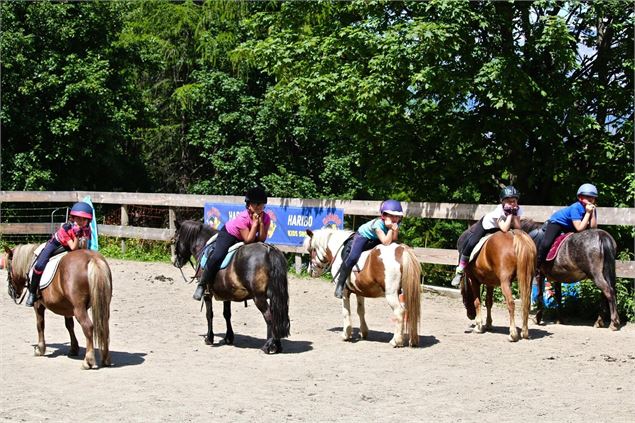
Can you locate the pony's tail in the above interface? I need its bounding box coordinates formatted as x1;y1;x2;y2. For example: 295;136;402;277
600;232;617;288
267;248;290;339
401;247;421;347
88;255;112;354
513;230;536;327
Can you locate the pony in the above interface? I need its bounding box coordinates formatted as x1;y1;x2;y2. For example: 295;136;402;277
303;228;421;347
520;219;620;330
172;220;290;354
458;229;536;342
3;244;112;369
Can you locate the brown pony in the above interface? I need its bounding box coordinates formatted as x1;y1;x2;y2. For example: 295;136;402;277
3;244;112;369
458;229;536;342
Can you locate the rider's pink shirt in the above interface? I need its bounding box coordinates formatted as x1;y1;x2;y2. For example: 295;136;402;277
224;209;271;241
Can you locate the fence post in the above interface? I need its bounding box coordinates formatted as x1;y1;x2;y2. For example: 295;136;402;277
294;254;302;274
169;208;176;258
121;205;128;254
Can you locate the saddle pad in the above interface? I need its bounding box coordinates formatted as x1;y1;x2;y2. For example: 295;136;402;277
469;233;494;262
199;237;244;270
29;244;67;290
546;232;573;261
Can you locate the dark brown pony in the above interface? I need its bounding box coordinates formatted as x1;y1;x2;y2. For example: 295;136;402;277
172;220;290;354
520;219;620;330
3;244;112;369
458;229;536;342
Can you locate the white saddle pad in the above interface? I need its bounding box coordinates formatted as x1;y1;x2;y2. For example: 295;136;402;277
469;233;494;262
28;243;67;290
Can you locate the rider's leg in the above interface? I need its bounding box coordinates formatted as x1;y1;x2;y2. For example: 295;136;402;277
25;270;43;307
193;229;237;301
26;240;58;307
334;235;374;299
536;222;564;269
451;222;488;287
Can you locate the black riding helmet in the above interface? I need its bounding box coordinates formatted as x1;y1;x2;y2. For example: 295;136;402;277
245;186;268;204
499;185;520;201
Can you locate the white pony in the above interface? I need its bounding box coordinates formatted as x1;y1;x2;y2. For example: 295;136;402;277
304;229;422;347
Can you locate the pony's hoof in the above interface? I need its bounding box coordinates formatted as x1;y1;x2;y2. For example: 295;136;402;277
389;339;404;348
224;336;234;345
81;362;97;370
609;323;620;331
508;333;520;342
33;345;45;356
204;336;213;346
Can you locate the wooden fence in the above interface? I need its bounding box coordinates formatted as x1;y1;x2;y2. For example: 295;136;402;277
1;190;634;278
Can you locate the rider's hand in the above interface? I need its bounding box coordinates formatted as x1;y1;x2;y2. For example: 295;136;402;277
585;203;596;213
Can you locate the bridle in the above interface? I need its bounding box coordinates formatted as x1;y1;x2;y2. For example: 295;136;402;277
4;255;26;305
172;233;205;285
307;240;346;278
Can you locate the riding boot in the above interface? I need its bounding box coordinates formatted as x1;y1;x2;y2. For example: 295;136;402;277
26;271;42;307
450;268;464;287
334;267;349;299
192;279;207;301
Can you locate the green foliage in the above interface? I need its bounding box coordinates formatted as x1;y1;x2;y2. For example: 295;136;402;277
98;236;171;262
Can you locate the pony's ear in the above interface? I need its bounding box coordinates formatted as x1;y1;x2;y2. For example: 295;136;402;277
174;220;181;229
4;246;12;258
306;229;314;238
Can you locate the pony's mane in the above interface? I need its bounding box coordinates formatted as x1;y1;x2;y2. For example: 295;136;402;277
520;218;542;232
11;244;38;278
178;220;215;246
305;228;354;250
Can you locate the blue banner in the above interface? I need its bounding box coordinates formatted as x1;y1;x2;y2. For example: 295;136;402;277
204;203;344;246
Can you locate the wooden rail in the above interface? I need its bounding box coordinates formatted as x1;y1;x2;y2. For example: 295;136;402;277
1;190;634;278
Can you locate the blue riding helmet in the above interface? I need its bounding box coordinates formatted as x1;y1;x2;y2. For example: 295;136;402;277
70;202;93;220
380;199;403;216
245;186;268;204
577;183;598;198
499;186;520;201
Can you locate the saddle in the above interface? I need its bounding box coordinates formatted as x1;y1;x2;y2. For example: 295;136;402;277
28;243;68;289
526;223;572;262
199;234;244;271
546;233;573;261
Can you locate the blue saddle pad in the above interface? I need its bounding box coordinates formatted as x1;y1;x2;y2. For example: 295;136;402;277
199;243;239;271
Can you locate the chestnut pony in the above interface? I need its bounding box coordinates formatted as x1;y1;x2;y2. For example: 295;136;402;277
304;229;421;347
520;219;620;330
458;229;536;342
3;244;112;369
172;220;290;354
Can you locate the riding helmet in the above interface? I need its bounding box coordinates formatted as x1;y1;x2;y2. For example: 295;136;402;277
499;186;520;201
577;183;598;198
244;186;268;204
380;199;404;216
70;202;93;220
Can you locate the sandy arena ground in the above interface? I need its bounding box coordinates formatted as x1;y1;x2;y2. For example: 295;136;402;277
1;259;634;422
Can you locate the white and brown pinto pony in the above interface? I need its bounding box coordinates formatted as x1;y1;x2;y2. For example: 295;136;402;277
304;229;421;347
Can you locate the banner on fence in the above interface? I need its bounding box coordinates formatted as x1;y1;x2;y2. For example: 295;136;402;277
204;203;344;246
